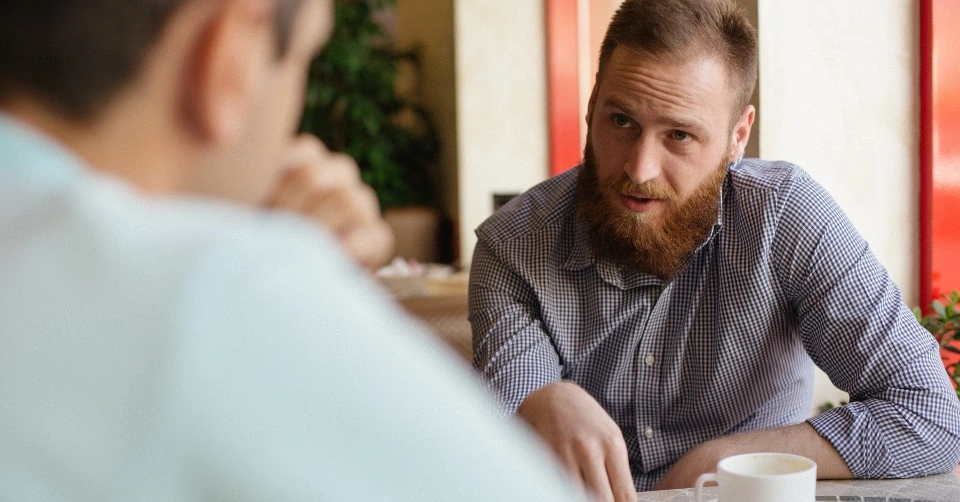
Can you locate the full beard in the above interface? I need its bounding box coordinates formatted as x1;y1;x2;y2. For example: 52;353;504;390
575;137;730;280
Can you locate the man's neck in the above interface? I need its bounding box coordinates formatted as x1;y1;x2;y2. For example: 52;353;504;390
2;95;194;195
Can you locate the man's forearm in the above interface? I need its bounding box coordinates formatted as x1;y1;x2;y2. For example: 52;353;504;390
654;422;852;489
702;422;852;478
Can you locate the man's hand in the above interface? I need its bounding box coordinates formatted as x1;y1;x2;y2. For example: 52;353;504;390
517;381;637;502
263;135;394;271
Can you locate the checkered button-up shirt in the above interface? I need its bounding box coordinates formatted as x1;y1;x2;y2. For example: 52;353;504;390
469;160;960;491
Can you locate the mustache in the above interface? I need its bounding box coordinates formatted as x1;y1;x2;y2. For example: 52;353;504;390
607;176;678;201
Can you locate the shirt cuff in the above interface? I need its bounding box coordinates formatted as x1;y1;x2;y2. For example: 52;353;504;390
806;402;893;478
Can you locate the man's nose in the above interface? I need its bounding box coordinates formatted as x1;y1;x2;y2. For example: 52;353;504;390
623;136;661;185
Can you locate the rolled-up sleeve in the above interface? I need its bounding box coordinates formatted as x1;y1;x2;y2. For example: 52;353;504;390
469;238;562;414
774;172;960;478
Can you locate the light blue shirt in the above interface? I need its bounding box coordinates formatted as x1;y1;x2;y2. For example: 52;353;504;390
0;114;585;501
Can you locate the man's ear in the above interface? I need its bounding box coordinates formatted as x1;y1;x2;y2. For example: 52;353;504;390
185;0;274;143
585;76;600;127
730;104;755;159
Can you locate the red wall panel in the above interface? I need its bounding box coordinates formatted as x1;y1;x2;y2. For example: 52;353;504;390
546;0;582;175
922;0;960;301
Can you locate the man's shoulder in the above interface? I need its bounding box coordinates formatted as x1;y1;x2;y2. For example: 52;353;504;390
151;194;334;262
132;190;367;304
475;168;579;247
728;159;841;220
729;158;809;193
96;176;339;274
7;171;368;316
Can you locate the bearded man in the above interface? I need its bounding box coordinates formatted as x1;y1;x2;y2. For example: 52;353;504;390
469;0;960;499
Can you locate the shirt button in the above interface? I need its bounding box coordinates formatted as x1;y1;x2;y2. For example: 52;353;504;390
644;354;655;366
644;426;654;439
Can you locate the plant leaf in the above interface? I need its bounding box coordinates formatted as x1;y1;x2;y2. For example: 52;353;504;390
933;300;947;318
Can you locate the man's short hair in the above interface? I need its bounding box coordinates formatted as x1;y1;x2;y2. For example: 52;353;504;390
598;0;758;119
0;0;305;122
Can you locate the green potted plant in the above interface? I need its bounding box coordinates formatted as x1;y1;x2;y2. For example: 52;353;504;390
299;0;440;210
914;291;960;399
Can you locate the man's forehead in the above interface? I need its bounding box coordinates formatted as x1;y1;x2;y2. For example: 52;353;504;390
599;46;737;117
605;45;727;82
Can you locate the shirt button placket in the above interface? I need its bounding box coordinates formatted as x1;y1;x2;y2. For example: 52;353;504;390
635;285;667;470
639;353;657;444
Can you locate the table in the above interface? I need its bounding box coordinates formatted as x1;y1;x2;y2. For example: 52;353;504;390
636;465;960;501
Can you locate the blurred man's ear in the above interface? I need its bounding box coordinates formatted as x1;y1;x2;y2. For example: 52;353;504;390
185;0;274;143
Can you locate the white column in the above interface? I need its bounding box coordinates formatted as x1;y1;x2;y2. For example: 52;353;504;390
454;1;550;264
757;0;919;304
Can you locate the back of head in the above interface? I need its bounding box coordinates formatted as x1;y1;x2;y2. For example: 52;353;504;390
598;0;758;116
0;0;188;122
0;0;303;123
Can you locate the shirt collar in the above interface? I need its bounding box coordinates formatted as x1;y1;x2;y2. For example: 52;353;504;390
561;170;731;289
0;112;85;184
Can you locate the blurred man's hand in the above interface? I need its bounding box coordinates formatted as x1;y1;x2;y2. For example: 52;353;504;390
264;135;394;271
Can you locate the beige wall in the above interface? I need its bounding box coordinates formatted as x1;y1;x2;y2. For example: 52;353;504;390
453;1;550;263
395;0;459;239
757;0;919;305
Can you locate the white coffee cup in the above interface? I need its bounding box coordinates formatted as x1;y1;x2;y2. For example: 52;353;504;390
694;452;816;502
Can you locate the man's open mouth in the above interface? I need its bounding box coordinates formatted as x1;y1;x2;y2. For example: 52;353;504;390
622;193;656;202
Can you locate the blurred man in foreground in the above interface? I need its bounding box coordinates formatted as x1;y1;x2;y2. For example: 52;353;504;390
0;0;586;499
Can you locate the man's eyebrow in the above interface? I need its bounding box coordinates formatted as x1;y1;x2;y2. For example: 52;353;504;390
601;96;706;131
602;97;641;118
661;116;704;131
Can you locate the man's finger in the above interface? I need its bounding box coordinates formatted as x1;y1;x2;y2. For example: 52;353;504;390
554;448;584;484
579;457;615;502
265;165;316;210
340;223;395;270
307;183;379;233
282;136;359;189
281;134;331;173
299;152;360;190
606;452;638;502
265;137;359;207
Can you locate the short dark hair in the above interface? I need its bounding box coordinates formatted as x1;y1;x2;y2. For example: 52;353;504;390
0;0;305;122
598;0;758;118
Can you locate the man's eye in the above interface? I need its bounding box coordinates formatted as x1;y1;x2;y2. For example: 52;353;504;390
613;114;631;128
670;130;690;141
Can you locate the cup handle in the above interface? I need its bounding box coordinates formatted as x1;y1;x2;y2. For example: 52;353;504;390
694;472;717;501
